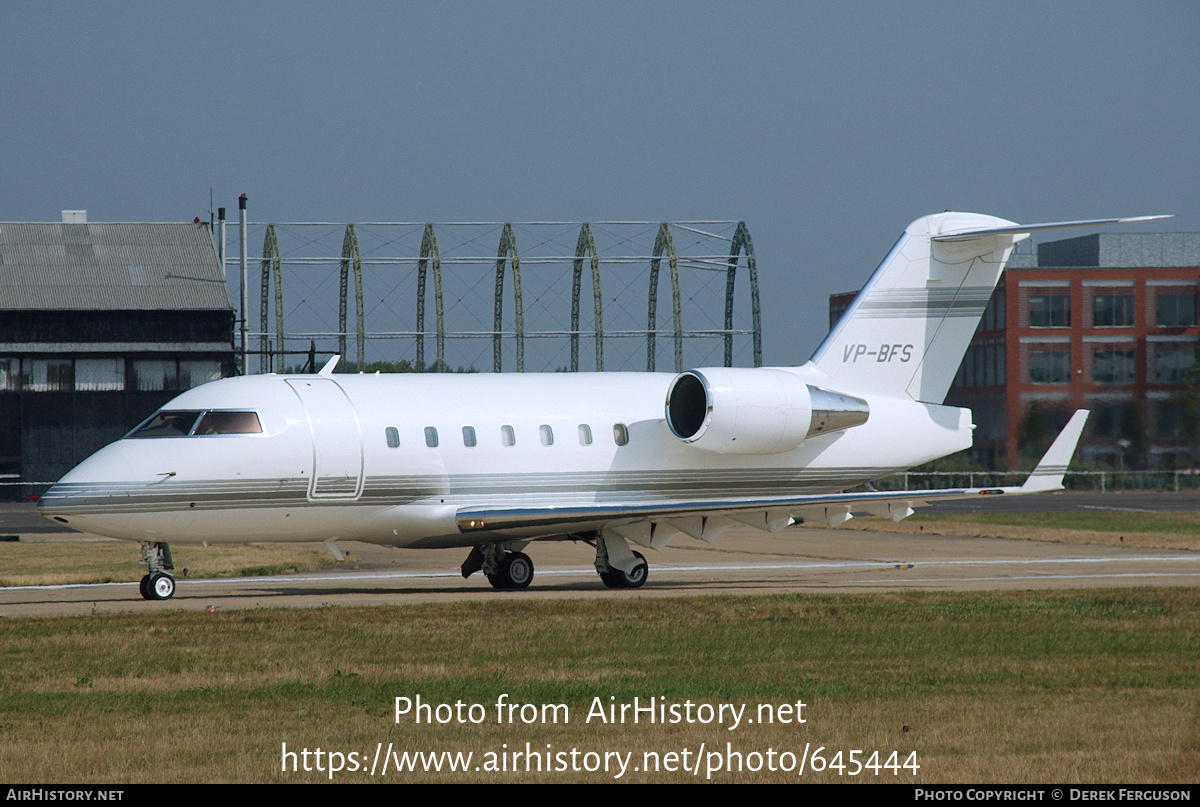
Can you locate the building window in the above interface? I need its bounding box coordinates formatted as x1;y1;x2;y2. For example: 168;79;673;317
385;426;400;448
1156;400;1184;439
424;426;439;448
130;359;178;391
979;289;1005;332
0;359;20;392
462;426;477;447
1156;292;1198;327
1092;294;1134;328
75;358;125;391
1029;294;1070;328
26;359;73;392
179;360;222;389
1028;349;1070;384
1089;406;1119;438
1154;344;1195;384
959;339;1006;388
1092;349;1135;385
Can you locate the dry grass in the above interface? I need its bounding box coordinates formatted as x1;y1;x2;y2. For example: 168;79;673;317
820;510;1200;551
0;541;334;587
1;590;1197;783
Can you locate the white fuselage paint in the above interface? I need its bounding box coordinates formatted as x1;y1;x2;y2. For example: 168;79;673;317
37;364;971;549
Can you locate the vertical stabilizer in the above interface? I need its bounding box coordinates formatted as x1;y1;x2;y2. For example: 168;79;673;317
810;212;1023;403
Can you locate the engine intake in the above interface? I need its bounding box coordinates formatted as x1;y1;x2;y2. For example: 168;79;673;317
665;368;869;454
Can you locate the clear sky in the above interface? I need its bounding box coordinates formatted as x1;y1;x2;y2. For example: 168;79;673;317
4;2;1197;366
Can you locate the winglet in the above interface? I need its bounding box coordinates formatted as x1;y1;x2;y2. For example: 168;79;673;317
1020;410;1089;493
318;355;340;375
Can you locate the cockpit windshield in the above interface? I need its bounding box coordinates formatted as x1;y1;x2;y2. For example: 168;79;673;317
194;411;263;435
128;410;262;438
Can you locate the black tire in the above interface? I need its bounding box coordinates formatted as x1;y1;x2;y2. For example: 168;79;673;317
599;552;648;589
148;573;175;600
623;552;648;589
139;575;152;600
500;552;534;589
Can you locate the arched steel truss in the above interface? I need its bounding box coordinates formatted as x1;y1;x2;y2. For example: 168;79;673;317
253;220;761;374
571;223;604;372
647;223;683;372
494;223;524;373
415;223;445;372
339;224;365;370
725;221;762;368
259;224;282;374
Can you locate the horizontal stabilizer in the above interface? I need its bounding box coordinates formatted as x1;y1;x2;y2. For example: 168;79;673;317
933;215;1172;242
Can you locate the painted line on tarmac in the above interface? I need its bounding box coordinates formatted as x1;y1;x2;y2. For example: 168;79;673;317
7;555;1196;594
847;572;1200;584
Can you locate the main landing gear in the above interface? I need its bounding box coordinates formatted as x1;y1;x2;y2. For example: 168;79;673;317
460;529;651;591
461;543;535;590
591;530;648;589
139;541;176;600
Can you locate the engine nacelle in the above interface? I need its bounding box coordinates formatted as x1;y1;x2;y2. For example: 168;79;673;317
665;368;869;454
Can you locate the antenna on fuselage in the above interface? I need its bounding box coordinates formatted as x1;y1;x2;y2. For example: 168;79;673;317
318;355;340;375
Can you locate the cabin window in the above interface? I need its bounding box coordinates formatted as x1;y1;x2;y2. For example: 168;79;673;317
462;426;477;447
501;424;515;447
194;411;263;435
385;427;400;448
613;423;629;446
424;426;439;448
578;424;592;445
539;424;554;446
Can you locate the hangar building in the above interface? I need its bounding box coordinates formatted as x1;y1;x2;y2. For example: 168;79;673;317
0;212;235;494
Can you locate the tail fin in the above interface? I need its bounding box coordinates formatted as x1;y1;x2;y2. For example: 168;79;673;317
809;213;1170;404
809;212;1022;403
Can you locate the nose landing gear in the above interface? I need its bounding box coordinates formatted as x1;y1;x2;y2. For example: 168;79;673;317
139;542;176;600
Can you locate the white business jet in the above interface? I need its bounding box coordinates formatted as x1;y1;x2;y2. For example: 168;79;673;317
37;212;1166;600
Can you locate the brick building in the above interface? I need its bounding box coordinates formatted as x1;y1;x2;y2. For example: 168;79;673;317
830;231;1200;469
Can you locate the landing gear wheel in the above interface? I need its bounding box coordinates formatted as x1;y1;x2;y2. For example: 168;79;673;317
147;573;175;600
139;575;152;600
487;552;534;590
600;551;648;589
624;552;648;589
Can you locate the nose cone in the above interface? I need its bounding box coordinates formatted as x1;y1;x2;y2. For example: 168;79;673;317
36;441;143;539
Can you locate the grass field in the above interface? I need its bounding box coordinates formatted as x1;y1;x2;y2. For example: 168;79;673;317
819;510;1200;552
1;589;1197;783
0;541;335;587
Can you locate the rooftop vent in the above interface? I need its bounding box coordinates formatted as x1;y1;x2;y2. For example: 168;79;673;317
61;210;87;223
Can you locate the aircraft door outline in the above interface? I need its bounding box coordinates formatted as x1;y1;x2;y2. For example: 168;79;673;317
286;378;365;500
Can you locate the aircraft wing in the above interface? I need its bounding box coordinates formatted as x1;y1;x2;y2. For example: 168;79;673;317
457;411;1089;546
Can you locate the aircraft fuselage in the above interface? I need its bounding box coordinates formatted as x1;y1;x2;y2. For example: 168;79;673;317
37;367;970;548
